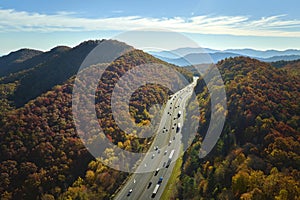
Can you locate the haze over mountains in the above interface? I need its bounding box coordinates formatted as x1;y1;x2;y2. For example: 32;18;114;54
149;48;300;66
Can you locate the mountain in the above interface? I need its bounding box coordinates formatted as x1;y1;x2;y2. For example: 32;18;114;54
0;40;133;107
148;47;219;59
0;49;43;76
156;52;242;66
0;42;193;199
149;48;300;66
1;40;299;199
259;55;300;62
226;48;300;58
176;57;300;199
273;59;300;76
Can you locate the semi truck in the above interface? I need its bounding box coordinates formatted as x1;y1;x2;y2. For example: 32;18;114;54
152;177;163;198
166;149;175;168
151;184;160;198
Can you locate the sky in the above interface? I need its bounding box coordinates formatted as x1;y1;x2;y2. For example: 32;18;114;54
0;0;299;55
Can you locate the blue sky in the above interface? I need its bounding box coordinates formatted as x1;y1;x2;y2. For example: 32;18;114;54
0;0;299;55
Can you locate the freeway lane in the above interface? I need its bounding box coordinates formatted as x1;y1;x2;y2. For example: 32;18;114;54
113;78;198;200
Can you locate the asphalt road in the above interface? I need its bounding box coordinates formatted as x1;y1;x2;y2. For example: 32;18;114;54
113;78;198;200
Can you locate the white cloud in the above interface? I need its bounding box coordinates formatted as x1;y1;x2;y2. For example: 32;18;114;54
0;8;299;37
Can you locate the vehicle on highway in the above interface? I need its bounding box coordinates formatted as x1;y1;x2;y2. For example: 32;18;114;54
127;189;133;196
178;111;182;118
151;184;160;198
154;168;160;176
147;181;152;189
176;123;181;133
166;149;175;168
158;177;163;184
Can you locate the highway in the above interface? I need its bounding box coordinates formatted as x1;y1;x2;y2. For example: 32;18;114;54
113;78;198;200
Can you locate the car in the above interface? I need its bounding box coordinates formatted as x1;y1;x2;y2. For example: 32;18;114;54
169;140;172;145
164;150;168;155
127;189;133;196
147;182;152;189
155;168;160;176
154;146;158;151
158;149;160;153
158;177;163;184
152;154;155;159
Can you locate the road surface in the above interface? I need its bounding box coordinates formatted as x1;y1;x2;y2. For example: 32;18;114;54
113;78;197;200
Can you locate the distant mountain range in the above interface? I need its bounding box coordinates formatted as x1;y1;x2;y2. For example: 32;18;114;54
148;48;300;66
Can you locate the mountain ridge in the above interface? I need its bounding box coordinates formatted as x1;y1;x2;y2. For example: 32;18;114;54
149;48;300;66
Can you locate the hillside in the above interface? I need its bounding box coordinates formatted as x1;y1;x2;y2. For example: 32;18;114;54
0;49;43;76
176;57;300;199
271;59;300;77
0;40;133;107
0;44;193;199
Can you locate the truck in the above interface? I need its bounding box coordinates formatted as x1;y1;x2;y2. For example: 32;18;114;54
151;184;160;198
166;149;175;168
176;123;181;133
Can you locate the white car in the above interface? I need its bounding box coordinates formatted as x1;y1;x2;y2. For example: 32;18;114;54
155;168;160;176
127;189;133;196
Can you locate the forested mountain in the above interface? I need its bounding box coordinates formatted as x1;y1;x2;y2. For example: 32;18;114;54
0;49;43;76
0;42;193;199
0;40;299;200
0;40;132;107
176;57;300;200
271;59;300;77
